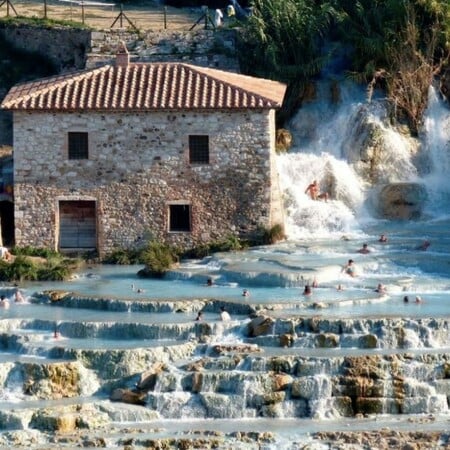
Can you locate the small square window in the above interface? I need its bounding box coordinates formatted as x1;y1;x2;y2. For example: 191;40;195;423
189;135;209;164
68;132;89;160
169;204;191;232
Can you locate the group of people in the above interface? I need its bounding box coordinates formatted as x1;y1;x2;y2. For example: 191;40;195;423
213;0;243;27
339;233;428;302
403;295;423;304
0;288;25;309
195;306;231;322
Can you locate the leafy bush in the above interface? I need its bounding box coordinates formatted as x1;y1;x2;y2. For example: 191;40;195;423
36;256;77;281
138;241;179;278
209;234;243;253
102;248;143;265
11;246;59;259
0;256;38;282
261;224;286;245
275;128;293;153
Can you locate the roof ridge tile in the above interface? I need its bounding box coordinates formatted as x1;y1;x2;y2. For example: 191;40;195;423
1;62;286;111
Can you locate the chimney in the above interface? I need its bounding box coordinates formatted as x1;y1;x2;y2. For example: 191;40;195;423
115;41;129;67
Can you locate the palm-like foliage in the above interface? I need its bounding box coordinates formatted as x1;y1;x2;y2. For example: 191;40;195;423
241;0;337;82
337;0;408;81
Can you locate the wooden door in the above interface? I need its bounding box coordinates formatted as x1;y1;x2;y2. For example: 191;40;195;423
59;201;96;249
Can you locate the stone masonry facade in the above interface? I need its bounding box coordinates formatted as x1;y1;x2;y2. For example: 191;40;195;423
13;109;283;255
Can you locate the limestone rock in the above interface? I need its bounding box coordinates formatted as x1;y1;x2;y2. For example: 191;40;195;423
270;373;292;391
246;316;275;337
23;362;80;399
110;388;147;406
379;183;427;219
315;333;339;348
136;362;166;392
211;343;260;355
440;68;450;102
279;333;294;347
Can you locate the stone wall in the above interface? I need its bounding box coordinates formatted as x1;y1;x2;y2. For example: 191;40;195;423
13;108;278;254
0;26;240;146
0;24;91;71
87;29;240;72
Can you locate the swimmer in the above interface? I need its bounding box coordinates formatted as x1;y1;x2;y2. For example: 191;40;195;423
379;234;388;243
415;296;423;303
357;243;370;254
342;259;356;277
206;278;213;287
0;295;9;309
416;240;431;251
242;289;250;297
303;285;312;296
403;296;409;303
337;284;344;291
312;278;318;288
15;289;25;303
375;283;387;294
195;311;204;321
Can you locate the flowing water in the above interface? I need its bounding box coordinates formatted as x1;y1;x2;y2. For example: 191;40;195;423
1;84;450;448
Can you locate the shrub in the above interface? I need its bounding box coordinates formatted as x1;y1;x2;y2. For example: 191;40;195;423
11;246;59;259
102;248;143;265
275;128;293;153
138;241;179;278
209;235;244;252
261;224;286;245
0;256;38;282
36;256;77;281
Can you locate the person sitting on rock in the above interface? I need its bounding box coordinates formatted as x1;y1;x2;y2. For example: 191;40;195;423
0;247;11;261
305;180;329;201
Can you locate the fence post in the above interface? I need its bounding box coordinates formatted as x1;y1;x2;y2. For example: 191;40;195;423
44;0;47;19
164;6;167;29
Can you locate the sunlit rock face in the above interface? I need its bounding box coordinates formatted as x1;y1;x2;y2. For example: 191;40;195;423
378;183;427;219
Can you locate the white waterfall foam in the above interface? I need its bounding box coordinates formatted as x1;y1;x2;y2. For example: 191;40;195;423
422;86;450;214
279;80;437;237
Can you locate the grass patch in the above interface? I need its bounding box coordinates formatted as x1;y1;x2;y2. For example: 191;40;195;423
0;15;91;30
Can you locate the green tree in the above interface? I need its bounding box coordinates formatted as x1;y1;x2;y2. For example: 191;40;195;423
241;0;338;123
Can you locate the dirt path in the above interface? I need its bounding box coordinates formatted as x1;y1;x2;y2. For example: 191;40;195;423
2;0;201;31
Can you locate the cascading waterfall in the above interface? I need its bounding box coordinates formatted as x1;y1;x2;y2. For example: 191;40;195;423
422;85;450;214
276;80;445;238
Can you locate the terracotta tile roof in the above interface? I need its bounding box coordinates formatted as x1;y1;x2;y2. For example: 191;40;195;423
1;62;286;111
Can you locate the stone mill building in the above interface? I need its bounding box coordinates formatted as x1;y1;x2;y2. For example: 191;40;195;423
1;47;286;256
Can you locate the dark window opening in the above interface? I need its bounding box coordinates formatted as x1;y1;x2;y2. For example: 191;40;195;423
189;135;209;164
68;132;89;160
169;204;191;232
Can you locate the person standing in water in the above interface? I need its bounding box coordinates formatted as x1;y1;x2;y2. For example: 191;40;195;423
220;306;231;321
342;259;357;277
